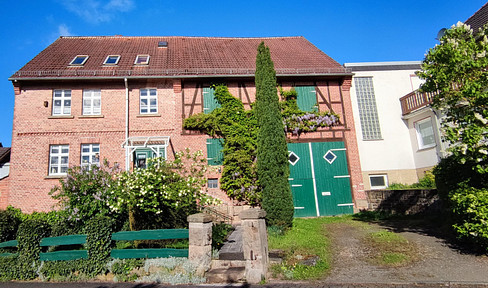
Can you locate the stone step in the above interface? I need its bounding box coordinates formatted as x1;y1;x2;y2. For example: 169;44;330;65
211;259;246;269
205;267;245;283
218;225;244;260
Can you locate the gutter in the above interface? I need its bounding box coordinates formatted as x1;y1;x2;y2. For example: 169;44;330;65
8;73;353;82
124;78;129;171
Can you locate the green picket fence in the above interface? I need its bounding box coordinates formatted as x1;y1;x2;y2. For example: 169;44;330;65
0;229;189;261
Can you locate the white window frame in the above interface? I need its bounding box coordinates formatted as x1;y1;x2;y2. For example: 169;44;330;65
81;144;100;170
103;55;120;65
70;55;89;66
83;89;101;115
134;54;150;65
49;145;69;176
52;89;72;116
140;88;158;114
369;174;388;190
415;117;436;150
208;178;219;189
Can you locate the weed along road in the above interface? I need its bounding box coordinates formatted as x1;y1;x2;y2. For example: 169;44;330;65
3;283;488;288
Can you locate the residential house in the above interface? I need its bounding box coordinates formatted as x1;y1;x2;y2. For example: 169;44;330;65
465;2;488;32
344;61;445;190
5;36;365;216
0;143;10;207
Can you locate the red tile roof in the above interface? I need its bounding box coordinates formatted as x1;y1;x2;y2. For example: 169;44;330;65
466;3;488;32
0;147;10;164
10;36;349;79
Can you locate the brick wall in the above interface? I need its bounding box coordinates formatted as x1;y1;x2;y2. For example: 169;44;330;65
366;189;442;214
0;176;9;209
9;76;365;213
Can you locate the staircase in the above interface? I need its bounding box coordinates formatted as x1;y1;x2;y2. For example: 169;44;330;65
206;225;246;283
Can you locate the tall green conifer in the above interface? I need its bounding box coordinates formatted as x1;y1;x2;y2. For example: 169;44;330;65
255;42;294;228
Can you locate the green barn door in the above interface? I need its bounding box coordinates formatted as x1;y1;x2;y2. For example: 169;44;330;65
311;142;354;215
288;141;354;217
287;143;318;217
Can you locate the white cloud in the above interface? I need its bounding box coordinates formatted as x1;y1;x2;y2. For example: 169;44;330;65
59;0;135;24
105;0;134;12
47;24;74;44
58;24;73;37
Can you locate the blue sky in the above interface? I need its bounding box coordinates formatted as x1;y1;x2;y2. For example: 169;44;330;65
0;0;485;146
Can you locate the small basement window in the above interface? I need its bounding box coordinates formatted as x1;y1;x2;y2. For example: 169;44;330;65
103;55;120;65
70;55;89;66
208;178;219;189
134;55;150;65
369;174;388;189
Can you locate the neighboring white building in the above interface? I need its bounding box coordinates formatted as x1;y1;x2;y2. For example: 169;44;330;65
344;61;446;190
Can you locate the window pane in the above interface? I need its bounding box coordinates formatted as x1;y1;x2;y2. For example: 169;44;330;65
370;176;386;188
355;78;382;140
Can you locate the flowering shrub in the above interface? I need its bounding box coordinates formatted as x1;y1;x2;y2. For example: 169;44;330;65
284;113;339;136
112;150;217;230
50;160;123;231
280;88;339;136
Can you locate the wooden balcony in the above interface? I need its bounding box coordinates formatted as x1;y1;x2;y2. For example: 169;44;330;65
400;90;436;115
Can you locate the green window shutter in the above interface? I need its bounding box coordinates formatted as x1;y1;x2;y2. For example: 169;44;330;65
203;87;220;114
206;138;224;165
295;86;318;112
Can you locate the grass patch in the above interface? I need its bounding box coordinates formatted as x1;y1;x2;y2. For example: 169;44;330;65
268;215;353;280
363;230;417;267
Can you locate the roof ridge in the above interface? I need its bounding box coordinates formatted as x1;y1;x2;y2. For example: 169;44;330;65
60;36;305;40
465;2;488;24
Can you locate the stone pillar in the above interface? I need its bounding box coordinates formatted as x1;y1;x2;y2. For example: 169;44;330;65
187;213;213;276
240;208;268;284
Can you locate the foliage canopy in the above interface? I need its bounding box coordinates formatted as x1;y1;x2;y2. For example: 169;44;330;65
418;22;488;174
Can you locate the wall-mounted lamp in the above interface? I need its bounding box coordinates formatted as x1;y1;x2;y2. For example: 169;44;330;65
43;101;49;107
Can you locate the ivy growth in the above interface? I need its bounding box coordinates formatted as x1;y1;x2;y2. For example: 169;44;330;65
183;85;339;207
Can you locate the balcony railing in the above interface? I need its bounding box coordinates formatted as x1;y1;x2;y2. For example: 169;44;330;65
400;90;436;115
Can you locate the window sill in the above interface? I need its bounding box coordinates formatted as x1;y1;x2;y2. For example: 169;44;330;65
48;115;74;119
45;175;67;179
418;144;436;151
79;115;104;118
137;114;161;118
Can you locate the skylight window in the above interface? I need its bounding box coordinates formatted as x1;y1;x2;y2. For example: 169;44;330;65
103;55;120;65
70;55;89;66
134;55;150;65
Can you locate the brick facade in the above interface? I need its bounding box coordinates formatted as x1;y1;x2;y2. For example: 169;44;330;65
7;36;366;213
8;77;366;213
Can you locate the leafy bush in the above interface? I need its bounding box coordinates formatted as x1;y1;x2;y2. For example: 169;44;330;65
0;207;22;242
16;219;51;280
38;259;89;281
50;160;125;232
449;186;488;250
212;223;234;250
84;215;114;276
388;170;436;190
113;152;215;231
0;255;18;281
107;258;143;282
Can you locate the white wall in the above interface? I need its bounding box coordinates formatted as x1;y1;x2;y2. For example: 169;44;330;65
348;66;421;172
0;163;9;180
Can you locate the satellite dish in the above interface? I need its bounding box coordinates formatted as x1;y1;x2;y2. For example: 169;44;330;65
436;28;447;40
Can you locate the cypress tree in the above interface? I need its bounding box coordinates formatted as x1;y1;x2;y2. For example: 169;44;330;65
255;42;294;228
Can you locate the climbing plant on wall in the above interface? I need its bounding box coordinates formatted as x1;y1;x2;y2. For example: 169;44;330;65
183;47;340;210
184;85;260;205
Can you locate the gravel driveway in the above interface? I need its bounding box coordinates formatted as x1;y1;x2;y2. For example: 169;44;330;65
323;220;488;285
